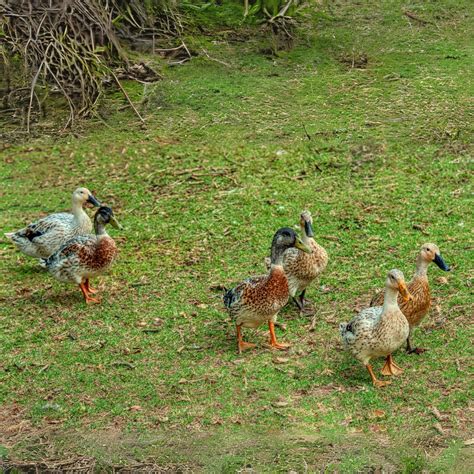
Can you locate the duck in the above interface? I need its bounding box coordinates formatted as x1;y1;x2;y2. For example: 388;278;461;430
44;206;121;304
224;227;312;353
279;210;328;311
370;243;450;354
5;187;101;259
340;269;411;388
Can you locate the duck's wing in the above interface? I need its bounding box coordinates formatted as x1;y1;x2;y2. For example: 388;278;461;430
45;234;96;268
340;306;382;337
10;213;73;245
6;213;76;258
223;275;266;309
24;213;74;240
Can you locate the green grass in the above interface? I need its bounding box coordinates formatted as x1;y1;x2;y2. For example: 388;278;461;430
1;1;473;471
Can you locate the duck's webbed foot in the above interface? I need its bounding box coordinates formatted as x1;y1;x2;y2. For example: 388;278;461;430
79;282;101;304
366;364;391;388
381;354;404;376
296;290;314;315
268;321;290;351
236;325;256;354
408;347;427;355
406;335;427;355
84;278;98;294
292;296;304;312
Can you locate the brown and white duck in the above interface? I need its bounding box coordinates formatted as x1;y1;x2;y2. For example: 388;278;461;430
224;227;312;353
370;243;450;354
340;269;412;388
281;210;328;311
264;210;328;312
44;206;121;303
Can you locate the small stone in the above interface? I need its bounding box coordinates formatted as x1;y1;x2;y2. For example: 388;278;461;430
272;400;289;408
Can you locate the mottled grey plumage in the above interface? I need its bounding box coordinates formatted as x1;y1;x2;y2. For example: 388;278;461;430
5;187;100;259
339;269;411;386
340;304;409;366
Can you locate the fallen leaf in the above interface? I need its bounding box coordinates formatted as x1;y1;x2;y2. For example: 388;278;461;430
273;357;290;364
431;406;443;421
370;424;387;433
321;368;334;376
437;277;448;285
464;438;474;446
371;409;386;418
341;416;353;426
274;322;287;331
129;405;142;411
433;422;445;435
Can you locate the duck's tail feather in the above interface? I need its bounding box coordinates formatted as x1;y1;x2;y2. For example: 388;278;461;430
223;286;240;309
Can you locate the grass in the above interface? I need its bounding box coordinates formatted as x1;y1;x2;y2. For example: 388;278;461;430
1;0;473;471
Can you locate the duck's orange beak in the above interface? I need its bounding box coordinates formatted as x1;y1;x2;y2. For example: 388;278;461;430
398;281;412;302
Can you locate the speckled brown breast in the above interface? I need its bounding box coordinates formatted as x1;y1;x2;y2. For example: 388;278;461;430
282;240;328;295
285;241;327;278
370;276;431;327
79;237;117;270
242;267;289;315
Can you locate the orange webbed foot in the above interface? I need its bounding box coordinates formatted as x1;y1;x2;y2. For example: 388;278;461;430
373;379;392;388
267;321;290;351
268;341;291;351
238;341;256;354
84;295;101;304
366;363;392;388
381;355;404;376
84;279;98;294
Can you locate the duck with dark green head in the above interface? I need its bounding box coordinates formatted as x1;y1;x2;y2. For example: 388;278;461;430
224;227;312;353
45;206;121;303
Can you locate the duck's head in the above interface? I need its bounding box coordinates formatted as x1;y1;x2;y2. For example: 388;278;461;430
270;227;312;265
94;206;122;230
72;187;101;208
420;243;450;271
299;210;314;238
386;269;412;302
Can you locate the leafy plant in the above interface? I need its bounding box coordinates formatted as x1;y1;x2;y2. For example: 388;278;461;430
244;0;304;51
